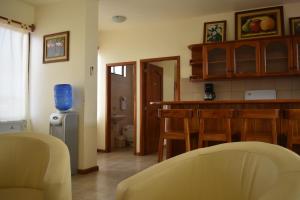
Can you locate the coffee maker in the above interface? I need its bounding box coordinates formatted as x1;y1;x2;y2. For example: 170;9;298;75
204;83;216;100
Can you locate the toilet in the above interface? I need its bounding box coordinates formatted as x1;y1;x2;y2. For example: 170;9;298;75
122;125;134;147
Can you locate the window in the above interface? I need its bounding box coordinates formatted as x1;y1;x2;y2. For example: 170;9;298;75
0;24;29;121
111;65;126;77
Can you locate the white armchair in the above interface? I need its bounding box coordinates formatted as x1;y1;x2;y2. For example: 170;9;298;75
117;142;300;200
0;133;71;200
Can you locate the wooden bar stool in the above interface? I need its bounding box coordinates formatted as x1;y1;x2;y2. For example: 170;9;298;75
157;109;194;162
239;109;280;144
286;109;300;150
198;109;234;148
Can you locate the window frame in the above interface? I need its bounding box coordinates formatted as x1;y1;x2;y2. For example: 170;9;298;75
110;65;127;77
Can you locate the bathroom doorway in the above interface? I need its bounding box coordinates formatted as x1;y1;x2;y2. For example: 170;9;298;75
106;61;137;153
140;56;180;155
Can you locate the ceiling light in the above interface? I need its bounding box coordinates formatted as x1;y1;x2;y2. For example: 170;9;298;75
112;16;127;23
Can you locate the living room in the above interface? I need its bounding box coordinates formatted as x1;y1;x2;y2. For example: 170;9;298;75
1;0;300;199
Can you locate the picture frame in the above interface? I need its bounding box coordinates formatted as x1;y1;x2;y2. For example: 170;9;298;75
203;20;227;43
43;31;70;63
289;17;300;36
235;6;284;40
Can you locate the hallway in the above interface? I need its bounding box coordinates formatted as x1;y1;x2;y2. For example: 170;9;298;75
72;148;156;200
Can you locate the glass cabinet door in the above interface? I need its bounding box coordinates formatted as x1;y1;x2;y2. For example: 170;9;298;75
203;44;230;79
262;39;292;74
233;43;258;76
294;37;300;72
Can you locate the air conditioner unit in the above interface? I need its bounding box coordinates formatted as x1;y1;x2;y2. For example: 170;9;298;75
0;120;27;133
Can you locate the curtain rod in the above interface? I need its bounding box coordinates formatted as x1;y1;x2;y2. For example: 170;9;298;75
0;16;35;32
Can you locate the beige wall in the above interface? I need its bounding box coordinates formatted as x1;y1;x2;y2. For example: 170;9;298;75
30;0;98;169
0;0;35;24
98;2;300;152
151;60;176;101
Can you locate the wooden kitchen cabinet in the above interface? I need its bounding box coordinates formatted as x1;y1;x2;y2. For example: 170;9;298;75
293;36;300;73
203;44;231;79
189;44;204;81
189;36;300;81
232;41;260;77
260;38;293;76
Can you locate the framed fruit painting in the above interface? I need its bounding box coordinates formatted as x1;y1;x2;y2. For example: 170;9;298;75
235;6;284;40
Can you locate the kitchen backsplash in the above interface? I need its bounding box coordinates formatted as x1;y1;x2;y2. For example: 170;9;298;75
181;77;300;100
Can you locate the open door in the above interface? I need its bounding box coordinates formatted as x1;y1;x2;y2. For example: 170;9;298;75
105;61;137;153
140;56;180;155
144;64;163;154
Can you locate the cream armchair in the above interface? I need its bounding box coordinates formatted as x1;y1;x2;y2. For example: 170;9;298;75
117;142;300;200
0;133;71;200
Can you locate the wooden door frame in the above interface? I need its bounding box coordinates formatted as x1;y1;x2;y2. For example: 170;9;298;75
139;56;180;155
105;61;137;154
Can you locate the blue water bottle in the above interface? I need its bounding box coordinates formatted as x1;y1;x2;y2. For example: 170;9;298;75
54;84;73;112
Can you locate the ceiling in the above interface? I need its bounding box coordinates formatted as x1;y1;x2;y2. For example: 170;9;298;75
99;0;298;31
20;0;299;31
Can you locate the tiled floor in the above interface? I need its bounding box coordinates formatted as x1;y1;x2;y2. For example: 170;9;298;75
72;148;157;200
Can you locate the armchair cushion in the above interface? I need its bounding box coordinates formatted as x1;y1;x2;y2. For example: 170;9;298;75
0;133;71;200
116;142;300;200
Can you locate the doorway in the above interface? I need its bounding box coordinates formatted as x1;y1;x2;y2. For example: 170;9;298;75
140;56;180;155
106;61;137;153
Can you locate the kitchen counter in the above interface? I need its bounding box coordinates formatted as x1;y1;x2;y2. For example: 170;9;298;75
150;99;300;105
150;99;300;158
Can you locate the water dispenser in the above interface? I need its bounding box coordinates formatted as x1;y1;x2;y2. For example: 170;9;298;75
49;84;78;175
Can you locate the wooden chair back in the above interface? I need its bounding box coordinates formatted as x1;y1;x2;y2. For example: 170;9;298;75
286;109;300;150
198;109;234;119
198;109;234;147
157;109;194;162
158;109;193;119
238;109;280;119
239;109;280;144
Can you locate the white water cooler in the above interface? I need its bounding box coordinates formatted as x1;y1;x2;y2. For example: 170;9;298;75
49;112;78;175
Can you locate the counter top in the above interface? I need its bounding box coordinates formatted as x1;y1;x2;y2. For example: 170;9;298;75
150;99;300;105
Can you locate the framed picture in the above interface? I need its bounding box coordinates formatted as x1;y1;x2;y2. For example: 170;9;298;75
43;31;70;63
289;17;300;36
235;6;284;40
203;20;227;43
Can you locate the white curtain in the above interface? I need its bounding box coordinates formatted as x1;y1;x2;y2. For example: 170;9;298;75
0;24;28;121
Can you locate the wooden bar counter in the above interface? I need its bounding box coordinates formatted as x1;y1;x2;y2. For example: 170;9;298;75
150;99;300;158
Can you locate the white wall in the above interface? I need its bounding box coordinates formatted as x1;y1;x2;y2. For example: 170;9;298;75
151;60;176;101
0;0;35;24
99;2;300;153
82;0;98;169
30;0;98;169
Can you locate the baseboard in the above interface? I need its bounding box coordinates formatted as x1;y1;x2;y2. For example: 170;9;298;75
77;165;99;174
97;148;108;153
135;152;144;156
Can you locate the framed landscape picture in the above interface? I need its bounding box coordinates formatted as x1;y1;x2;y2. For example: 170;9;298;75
289;17;300;36
235;6;284;40
203;20;227;43
43;31;70;63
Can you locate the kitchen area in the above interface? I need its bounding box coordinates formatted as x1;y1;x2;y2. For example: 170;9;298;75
150;35;300;159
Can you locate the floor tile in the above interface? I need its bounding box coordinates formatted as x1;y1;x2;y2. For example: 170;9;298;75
72;148;156;200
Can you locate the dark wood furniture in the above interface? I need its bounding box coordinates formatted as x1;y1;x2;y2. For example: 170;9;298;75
286;109;300;150
239;109;280;144
198;109;234;147
151;99;300;158
157;109;194;162
189;36;300;81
